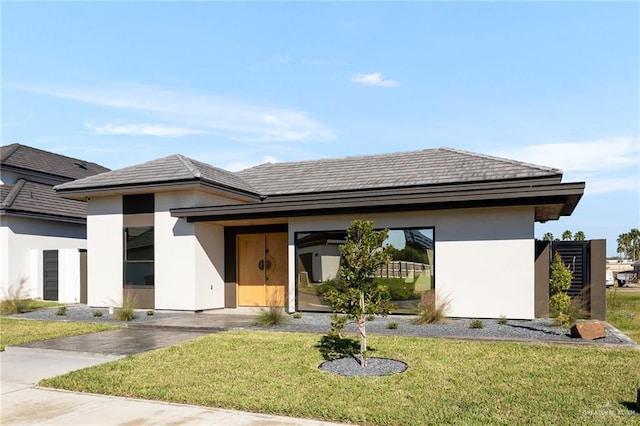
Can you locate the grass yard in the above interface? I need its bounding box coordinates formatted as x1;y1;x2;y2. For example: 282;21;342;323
0;318;119;351
607;290;640;343
0;298;61;315
40;331;640;425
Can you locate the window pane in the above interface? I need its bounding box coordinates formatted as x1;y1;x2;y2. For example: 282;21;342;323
125;227;154;261
296;228;434;313
124;263;154;286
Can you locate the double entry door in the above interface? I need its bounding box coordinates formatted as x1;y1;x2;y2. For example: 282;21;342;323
237;233;287;306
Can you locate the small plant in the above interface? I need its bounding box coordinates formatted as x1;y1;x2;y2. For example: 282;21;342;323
292;312;302;319
366;314;376;322
56;306;67;316
255;304;288;326
387;321;398;330
146;310;154;316
1;277;30;315
470;319;484;329
497;315;508;325
115;292;137;321
93;311;103;317
412;290;451;324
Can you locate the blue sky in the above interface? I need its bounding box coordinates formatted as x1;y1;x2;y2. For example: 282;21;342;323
2;1;638;255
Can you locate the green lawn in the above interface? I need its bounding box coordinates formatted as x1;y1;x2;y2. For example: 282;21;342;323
40;331;640;425
0;318;119;351
0;299;61;315
607;290;640;343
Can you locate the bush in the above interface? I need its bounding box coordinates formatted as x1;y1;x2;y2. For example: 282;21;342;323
413;291;451;324
292;312;302;319
387;322;398;330
93;311;103;317
550;293;571;314
497;315;508;325
115;292;137;321
1;278;30;315
146;310;154;316
470;319;484;329
56;306;67;316
254;305;288;326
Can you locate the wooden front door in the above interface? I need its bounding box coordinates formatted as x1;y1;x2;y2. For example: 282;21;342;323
237;233;287;306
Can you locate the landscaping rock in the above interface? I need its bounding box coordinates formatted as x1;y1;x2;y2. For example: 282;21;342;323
570;320;606;340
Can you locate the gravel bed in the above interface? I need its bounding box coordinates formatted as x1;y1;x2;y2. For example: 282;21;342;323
7;304;188;324
319;357;408;376
251;312;633;346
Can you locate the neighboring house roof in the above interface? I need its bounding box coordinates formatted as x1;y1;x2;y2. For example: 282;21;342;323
55;154;260;198
0;179;87;222
55;147;585;223
236;148;562;195
1;143;110;181
1;143;109;223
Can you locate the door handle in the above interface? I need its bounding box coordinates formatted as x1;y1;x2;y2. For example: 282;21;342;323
258;259;272;271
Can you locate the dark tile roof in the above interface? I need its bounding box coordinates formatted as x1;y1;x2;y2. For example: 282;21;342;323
1;179;87;219
0;143;110;180
55;147;563;198
55;154;259;195
237;147;562;195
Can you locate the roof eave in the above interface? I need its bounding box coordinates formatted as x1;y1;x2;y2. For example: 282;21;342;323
55;179;261;202
0;209;87;224
171;181;585;223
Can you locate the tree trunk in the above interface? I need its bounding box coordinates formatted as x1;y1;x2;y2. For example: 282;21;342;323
358;290;367;367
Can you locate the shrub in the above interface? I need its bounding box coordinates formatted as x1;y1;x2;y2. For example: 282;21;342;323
412;291;451;324
146;310;154;316
292;312;302;319
550;293;571;315
93;311;103;317
470;319;484;329
56;306;67;316
115;292;137;322
254;305;288;326
387;322;398;330
0;277;30;315
366;314;376;322
497;315;508;325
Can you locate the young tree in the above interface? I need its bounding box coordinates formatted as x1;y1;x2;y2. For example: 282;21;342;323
324;220;393;367
573;231;586;241
561;230;573;241
549;251;573;326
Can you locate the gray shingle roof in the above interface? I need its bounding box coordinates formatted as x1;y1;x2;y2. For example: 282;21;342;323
0;143;110;180
1;179;87;219
55;147;563;198
237;147;562;195
55;154;259;195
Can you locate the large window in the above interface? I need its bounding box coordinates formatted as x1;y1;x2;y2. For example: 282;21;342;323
296;227;434;312
124;226;154;286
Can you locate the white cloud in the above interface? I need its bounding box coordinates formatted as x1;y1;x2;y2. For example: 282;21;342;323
494;138;639;172
16;84;335;143
350;72;399;87
86;123;202;137
494;138;640;195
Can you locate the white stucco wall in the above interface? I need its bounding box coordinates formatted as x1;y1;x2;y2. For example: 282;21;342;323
155;191;229;310
289;206;536;319
0;215;86;301
86;196;123;307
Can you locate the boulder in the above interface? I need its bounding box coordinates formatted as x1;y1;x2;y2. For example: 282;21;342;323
570;320;606;340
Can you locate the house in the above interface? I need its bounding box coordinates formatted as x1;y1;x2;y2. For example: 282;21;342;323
55;147;586;319
1;144;109;302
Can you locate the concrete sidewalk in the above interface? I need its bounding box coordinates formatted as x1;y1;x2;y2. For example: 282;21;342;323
1;346;347;425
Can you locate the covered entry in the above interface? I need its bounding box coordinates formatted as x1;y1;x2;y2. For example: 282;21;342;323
237;233;287;306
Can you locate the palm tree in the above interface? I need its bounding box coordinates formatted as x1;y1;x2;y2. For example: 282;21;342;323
542;232;554;241
573;231;586;241
562;230;573;241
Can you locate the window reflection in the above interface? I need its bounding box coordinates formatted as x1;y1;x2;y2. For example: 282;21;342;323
296;228;434;312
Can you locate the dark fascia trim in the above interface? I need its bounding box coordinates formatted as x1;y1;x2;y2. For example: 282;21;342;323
0;209;86;224
171;181;585;222
56;179;261;202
